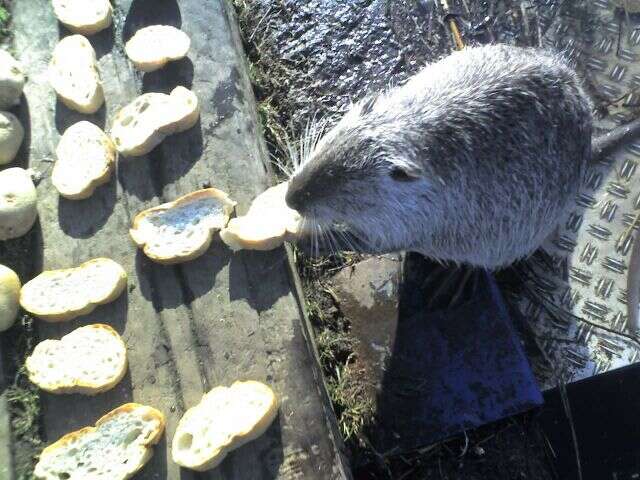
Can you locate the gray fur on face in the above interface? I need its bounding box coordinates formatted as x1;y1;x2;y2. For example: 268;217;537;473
286;44;593;269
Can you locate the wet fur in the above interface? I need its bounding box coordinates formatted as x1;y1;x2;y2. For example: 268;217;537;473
286;44;593;269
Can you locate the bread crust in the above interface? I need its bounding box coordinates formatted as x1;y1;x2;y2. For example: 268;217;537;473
160;87;200;135
49;35;104;114
110;87;200;157
171;380;279;471
219;182;301;251
52;121;116;200
220;217;288;251
125;25;191;73
36;403;165;480
20;258;127;322
130;188;236;264
52;0;113;35
95;403;166;445
26;324;128;394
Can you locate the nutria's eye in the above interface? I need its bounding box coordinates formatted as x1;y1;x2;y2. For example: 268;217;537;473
389;166;418;182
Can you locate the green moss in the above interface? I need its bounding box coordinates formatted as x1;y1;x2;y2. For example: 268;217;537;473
0;1;10;38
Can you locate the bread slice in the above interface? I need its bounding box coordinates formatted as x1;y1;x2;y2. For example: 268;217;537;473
110;86;199;157
49;35;104;114
0;111;25;165
125;25;190;72
172;381;278;471
0;167;38;241
52;0;113;36
34;403;165;480
130;188;236;264
160;86;200;135
20;258;127;322
52;121;116;199
0;50;26;109
26;324;127;394
220;182;301;251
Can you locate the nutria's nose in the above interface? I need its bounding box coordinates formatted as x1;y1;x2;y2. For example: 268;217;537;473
285;177;306;212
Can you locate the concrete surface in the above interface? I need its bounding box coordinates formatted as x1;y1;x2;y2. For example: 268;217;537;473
330;254;542;453
8;0;350;478
329;255;402;399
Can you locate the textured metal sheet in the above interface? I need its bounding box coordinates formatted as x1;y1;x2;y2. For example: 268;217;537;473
516;0;640;389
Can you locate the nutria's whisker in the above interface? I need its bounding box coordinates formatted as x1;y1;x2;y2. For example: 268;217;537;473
325;228;340;257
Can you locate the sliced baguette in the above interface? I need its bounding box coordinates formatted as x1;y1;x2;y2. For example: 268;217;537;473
0;111;25;165
20;258;127;322
52;0;113;36
0;50;26;109
130;188;236;264
220;182;301;251
110;86;199;156
26;324;127;394
34;403;165;480
52;121;116;199
172;381;278;471
49;35;104;114
125;25;191;72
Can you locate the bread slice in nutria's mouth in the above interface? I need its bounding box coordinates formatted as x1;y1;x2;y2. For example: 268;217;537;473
220;182;301;251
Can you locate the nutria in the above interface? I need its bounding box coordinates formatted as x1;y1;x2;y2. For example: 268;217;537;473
286;44;594;268
285;43;640;330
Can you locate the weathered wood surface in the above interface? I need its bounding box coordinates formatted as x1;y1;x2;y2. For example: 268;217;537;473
11;0;350;478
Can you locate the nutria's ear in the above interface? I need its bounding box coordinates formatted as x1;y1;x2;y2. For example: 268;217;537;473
388;162;422;182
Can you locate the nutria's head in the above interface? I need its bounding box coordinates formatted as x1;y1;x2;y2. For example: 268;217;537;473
285;96;434;253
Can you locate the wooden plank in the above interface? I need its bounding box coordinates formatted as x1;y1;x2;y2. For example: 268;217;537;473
11;0;350;478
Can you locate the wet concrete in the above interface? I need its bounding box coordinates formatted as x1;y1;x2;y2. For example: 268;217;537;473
330;254;402;397
248;0;556;129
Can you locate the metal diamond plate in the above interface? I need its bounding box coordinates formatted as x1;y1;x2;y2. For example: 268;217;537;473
516;1;640;389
